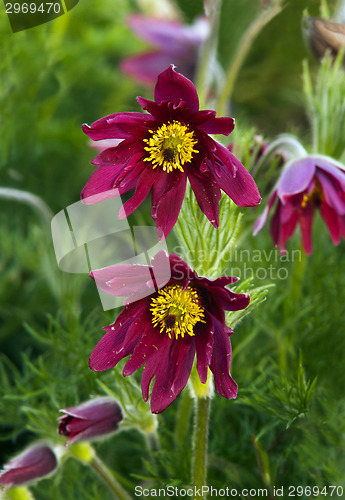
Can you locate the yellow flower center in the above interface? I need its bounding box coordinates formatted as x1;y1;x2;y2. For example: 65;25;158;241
301;178;324;208
150;284;205;339
143;121;199;173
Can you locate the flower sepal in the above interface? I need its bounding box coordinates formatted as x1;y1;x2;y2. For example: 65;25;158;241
189;364;214;399
67;443;95;465
1;486;35;500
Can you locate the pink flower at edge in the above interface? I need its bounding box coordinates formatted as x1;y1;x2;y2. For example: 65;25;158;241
121;15;209;85
82;66;261;240
58;397;123;445
0;444;57;489
89;250;251;414
253;155;345;254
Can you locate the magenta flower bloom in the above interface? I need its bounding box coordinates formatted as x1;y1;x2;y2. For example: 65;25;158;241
89;250;250;414
121;15;209;85
82;66;261;239
58;397;122;444
254;155;345;254
0;444;57;489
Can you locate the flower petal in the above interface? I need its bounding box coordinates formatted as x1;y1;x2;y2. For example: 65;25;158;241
149;337;195;413
213;144;261;207
151;171;187;239
317;169;345;215
299;204;314;255
83;112;153;141
278;211;299;251
195;317;214;384
209;314;237;399
253;190;277;235
119;166;156;219
123;324;167;377
127;15;191;51
154;66;199;113
320;202;340;244
89;302;147;371
277;157;315;200
194;110;235;136
122;51;179;85
188;169;221;228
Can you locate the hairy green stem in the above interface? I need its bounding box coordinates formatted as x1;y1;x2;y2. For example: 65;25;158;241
192;396;211;498
217;2;283;116
90;455;132;500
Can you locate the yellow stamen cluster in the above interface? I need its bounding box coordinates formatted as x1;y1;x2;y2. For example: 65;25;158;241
143;121;199;173
301;178;324;208
150;284;205;339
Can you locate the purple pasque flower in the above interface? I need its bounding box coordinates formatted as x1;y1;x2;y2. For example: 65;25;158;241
82;66;261;239
121;15;209;85
0;444;57;489
89;250;250;414
58;397;122;445
254;155;345;254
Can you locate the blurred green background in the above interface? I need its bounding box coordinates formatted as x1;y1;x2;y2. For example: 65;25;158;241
1;0;344;498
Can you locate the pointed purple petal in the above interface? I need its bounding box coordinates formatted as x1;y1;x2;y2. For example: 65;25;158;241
278;212;299;250
121;51;178;85
320;202;340;244
119;166;156;219
83;112;153;140
317;170;345;215
195;317;214;384
154;66;199;113
89;302;147;372
127;15;190;50
253;190;277;235
194;110;235;136
59;397;122;422
209;314;237;399
149;337;195;414
213;144;261;207
188;170;221;228
277;158;315;200
81;165;123;204
151;171;187;239
123;324;166;376
299;204;314;254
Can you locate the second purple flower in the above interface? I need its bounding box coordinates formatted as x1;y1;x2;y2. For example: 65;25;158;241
82;66;261;239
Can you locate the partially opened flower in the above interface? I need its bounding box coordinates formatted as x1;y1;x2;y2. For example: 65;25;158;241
121;15;209;85
0;444;57;489
254;155;345;254
82;66;261;239
58;397;123;445
89;250;250;414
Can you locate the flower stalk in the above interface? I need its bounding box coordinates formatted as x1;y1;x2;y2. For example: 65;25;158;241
68;443;131;500
89;454;132;500
217;1;283;116
191;394;211;498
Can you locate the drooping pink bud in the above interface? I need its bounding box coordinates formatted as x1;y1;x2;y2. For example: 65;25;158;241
58;397;123;445
0;444;57;489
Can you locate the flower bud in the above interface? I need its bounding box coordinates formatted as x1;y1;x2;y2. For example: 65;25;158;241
303;17;345;60
58;397;123;445
0;444;57;489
